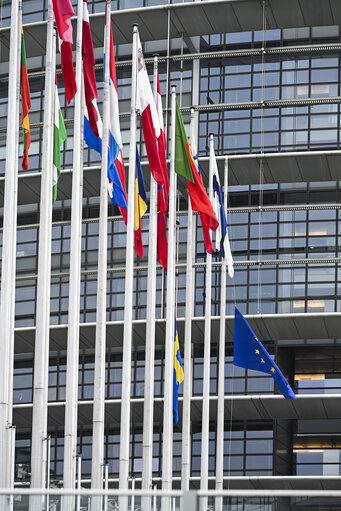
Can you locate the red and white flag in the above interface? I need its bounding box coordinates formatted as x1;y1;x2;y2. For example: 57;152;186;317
136;34;167;192
52;0;77;103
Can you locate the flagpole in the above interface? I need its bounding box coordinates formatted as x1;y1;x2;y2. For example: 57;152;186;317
91;0;111;499
215;155;228;510
119;23;139;497
0;0;20;491
199;134;214;508
64;0;83;491
141;55;159;500
181;109;195;490
162;85;177;497
30;0;55;500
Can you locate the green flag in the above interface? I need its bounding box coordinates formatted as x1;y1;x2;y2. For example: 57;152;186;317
53;74;67;203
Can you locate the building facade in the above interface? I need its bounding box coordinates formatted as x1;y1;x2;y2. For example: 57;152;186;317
1;0;341;501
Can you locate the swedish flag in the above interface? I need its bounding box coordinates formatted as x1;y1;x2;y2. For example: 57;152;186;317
173;318;184;426
233;307;296;399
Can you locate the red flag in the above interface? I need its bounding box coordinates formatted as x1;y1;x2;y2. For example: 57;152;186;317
52;0;74;43
82;0;99;136
156;70;169;207
157;186;168;271
156;70;168;270
52;0;77;103
60;42;77;104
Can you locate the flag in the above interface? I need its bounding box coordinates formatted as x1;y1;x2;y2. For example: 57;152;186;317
211;150;234;278
136;34;168;192
52;0;77;103
155;70;168;270
107;21;128;221
83;9;128;219
156;69;169;206
53;72;67;203
20;26;31;171
173;318;184;426
82;0;99;137
233;307;296;399
175;101;219;245
134;147;148;258
82;0;102;158
157;185;168;271
190;130;214;255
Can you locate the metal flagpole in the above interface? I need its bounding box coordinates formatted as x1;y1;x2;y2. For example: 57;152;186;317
63;0;83;493
0;0;20;492
91;0;111;503
215;155;228;511
199;134;214;510
104;464;109;511
9;425;16;511
30;3;55;508
162;85;177;498
77;454;82;511
45;435;51;511
119;23;139;501
181;109;196;490
141;55;159;509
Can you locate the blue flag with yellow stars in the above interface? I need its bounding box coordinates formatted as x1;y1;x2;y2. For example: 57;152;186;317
233;307;296;399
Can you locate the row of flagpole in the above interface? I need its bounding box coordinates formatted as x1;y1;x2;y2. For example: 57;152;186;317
1;0;238;502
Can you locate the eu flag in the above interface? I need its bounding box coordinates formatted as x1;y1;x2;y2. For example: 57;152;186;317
233;307;296;399
173;318;184;426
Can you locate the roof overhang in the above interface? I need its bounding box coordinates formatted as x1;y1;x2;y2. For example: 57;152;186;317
2;150;341;207
1;0;341;62
13;312;341;353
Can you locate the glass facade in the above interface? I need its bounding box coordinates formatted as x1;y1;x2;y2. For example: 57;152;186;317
1;0;341;495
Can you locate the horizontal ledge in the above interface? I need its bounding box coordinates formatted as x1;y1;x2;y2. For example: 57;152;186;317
13;256;341;282
12;310;341;331
12;393;341;406
1;96;338;133
2;42;340;84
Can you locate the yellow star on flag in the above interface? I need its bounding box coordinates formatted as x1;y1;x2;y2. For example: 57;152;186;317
255;349;259;354
260;358;265;363
271;367;275;372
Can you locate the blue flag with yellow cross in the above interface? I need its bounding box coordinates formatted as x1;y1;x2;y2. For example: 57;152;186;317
173;318;184;425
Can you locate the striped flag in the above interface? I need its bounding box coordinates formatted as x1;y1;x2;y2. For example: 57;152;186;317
53;73;67;203
173;318;184;426
175;101;218;238
82;4;127;220
20;26;31;171
211;150;234;278
107;17;128;221
134;147;148;258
